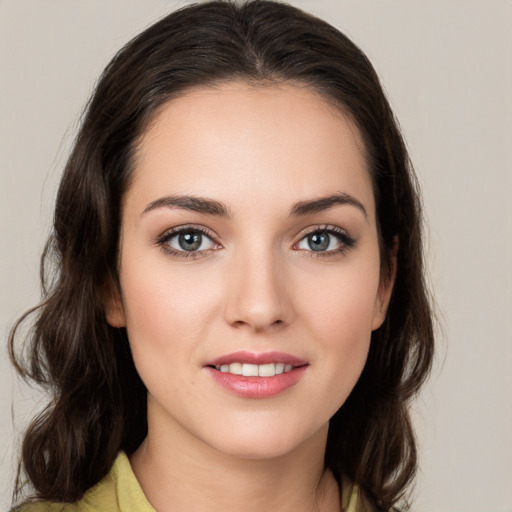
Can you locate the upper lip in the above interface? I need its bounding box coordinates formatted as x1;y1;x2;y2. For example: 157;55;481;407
204;350;308;367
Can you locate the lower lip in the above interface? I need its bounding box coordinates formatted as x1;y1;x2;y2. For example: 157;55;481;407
205;366;308;399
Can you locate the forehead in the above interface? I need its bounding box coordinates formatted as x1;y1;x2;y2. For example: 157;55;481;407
127;81;374;218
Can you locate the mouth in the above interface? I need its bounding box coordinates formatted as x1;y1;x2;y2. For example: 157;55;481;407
204;350;308;375
210;362;296;377
204;351;309;398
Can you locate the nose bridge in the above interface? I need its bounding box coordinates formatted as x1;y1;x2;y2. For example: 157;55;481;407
225;238;292;331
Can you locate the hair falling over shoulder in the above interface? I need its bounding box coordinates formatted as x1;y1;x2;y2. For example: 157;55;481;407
9;1;434;510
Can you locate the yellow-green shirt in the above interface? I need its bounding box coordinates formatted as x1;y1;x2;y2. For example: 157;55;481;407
14;452;363;511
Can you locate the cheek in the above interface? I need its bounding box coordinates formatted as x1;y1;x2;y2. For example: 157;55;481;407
294;254;381;392
309;291;374;382
118;256;222;360
118;265;212;411
298;257;381;339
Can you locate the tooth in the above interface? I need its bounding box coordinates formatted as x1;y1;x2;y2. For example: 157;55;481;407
275;363;285;375
258;363;276;377
242;363;259;377
229;362;243;375
220;364;229;373
284;364;293;372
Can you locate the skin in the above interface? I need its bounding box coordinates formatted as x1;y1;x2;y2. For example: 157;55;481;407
106;82;394;512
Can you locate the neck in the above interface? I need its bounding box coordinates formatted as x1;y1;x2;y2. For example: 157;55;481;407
130;402;340;512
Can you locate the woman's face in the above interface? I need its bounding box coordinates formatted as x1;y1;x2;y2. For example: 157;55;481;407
107;82;393;459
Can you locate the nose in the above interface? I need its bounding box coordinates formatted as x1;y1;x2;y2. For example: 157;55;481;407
224;249;294;333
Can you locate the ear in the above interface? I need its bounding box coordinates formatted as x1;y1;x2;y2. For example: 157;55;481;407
371;237;398;331
103;280;126;328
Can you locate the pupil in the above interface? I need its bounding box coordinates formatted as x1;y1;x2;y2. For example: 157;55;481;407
308;232;329;251
179;231;201;251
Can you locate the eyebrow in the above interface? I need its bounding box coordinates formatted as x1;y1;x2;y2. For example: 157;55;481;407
142;195;230;217
142;192;367;219
290;192;368;219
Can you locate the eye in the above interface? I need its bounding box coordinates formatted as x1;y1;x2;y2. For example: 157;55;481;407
295;226;355;255
168;230;213;252
156;226;219;258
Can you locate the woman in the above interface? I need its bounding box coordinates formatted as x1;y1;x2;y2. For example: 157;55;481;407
9;1;434;511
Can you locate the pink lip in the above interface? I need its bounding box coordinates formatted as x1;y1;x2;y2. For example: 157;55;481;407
204;351;308;399
205;350;307;367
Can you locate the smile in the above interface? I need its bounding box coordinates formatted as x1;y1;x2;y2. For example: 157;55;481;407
205;351;308;398
214;362;294;377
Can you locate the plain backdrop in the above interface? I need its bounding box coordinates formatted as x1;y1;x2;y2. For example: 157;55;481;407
1;1;511;511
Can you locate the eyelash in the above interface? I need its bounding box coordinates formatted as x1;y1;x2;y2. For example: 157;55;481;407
155;224;356;260
156;225;220;260
294;225;356;259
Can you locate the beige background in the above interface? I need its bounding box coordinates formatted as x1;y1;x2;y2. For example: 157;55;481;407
1;1;511;510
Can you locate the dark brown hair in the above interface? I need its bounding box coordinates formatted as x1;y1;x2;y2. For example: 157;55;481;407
9;1;434;510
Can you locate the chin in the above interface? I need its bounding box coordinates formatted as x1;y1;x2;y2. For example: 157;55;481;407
200;417;327;461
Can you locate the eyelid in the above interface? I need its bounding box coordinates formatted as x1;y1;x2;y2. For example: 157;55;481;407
155;224;222;259
295;224;352;240
293;224;356;256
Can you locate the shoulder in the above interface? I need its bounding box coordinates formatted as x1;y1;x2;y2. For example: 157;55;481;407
10;501;88;512
11;452;154;512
